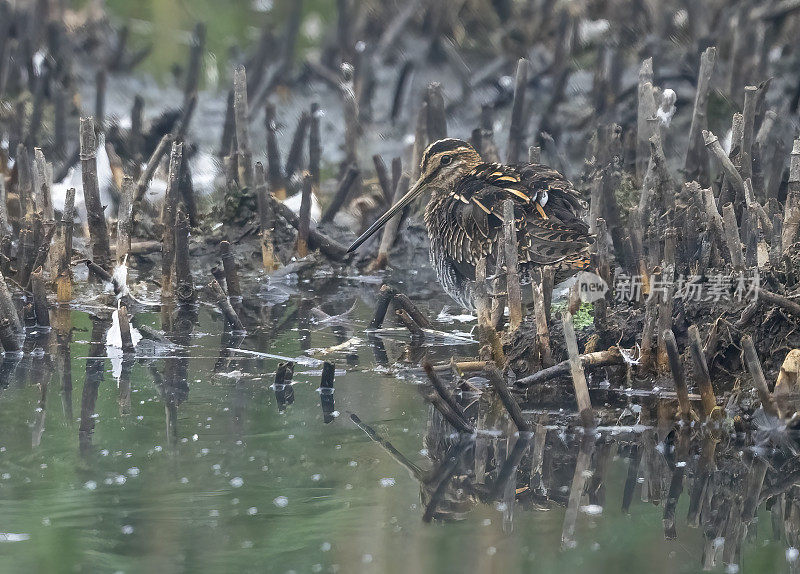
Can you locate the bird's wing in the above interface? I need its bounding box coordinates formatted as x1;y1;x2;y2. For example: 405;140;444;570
436;163;592;274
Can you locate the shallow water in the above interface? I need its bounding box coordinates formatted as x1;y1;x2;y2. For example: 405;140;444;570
0;275;794;574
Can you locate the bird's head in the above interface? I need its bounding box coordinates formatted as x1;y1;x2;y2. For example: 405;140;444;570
347;139;481;253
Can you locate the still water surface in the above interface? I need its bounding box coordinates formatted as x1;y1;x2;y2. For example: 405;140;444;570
0;275;792;573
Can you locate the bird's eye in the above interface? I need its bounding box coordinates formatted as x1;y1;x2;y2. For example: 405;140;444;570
440;156;452;166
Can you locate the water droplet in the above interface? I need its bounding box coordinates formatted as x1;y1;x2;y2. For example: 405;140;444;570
273;496;289;508
247;507;258;515
84;480;97;490
230;477;244;488
121;525;134;535
379;477;395;487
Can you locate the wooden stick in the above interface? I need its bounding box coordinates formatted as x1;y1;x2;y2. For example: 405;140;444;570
134;133;173;204
721;202;745;269
514;347;624;386
371;174;410;269
562;311;594;426
309;102;321;189
118;304;135;354
740;85;758;184
636;58;656;181
758;289;800;318
392;292;432;329
741;335;779;418
506;58;528;164
80;117;112;272
485;365;531;433
396;309;424;339
783;138;800;252
55;188;75;303
685;47;716;179
175;210;194;304
265;103;286;200
423;361;467;421
117;176;133;266
233;64;253;189
370;285;397;329
687;324;716;419
183;22;206;107
296;172;313;257
704;130;747;205
663;329;690;420
160;142;183;298
219;240;240;298
207;278;245;332
31;266;49;327
285;112;310;181
319;164;359;224
272;198;350;261
503;199;523;331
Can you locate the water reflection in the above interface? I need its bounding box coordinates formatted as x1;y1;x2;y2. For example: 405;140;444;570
1;283;798;572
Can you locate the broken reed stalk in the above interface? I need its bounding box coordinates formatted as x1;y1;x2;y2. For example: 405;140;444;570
485;365;531;433
370;285;397;329
636;58;656;180
160;142;183;299
134;134;173;204
207;278;245;332
741;335;779;418
392;292;432;329
254;163;277;270
687;325;717;419
175;210;194;304
265;103;286;200
0;317;21;354
740;85;758;184
309;102;321;189
31;267;49;327
34;148;54;220
28;223;57;287
662;329;691;420
319;164;359;224
506;58;528;164
80;117;112;272
233;65;253;189
396;309;424;339
0;171;9;234
784;139;800;252
514;347;624;386
118;304;135;354
285;111;310;180
423;362;468;420
503;199;523;331
721;202;745;269
117;176;133;266
372;154;394;205
56;188;75;302
219;240;240;298
685;47;716;179
184;22;206;106
562;311;594;427
272;198;349;261
296;172;313;257
371;174;410;269
426;82;447;142
704;130;747;204
0;269;20;336
757;289;800;319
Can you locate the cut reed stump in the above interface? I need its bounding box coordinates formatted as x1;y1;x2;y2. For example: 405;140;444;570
80;117;112;273
175;210;194;304
741;335;779;418
219;241;241;298
562;311;594;427
161;142;183;299
207;278;245;332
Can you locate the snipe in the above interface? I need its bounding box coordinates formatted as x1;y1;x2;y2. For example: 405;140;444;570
348;138;593;309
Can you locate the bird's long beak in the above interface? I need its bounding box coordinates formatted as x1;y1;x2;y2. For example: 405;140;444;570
346;175;428;253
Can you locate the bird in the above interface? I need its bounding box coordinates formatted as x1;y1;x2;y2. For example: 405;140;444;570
347;138;593;310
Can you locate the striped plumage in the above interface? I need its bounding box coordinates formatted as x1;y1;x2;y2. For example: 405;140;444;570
348;138;593;310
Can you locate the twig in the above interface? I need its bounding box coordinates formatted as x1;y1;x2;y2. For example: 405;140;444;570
741;335;779;418
319;164;360;224
562;311;594;427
